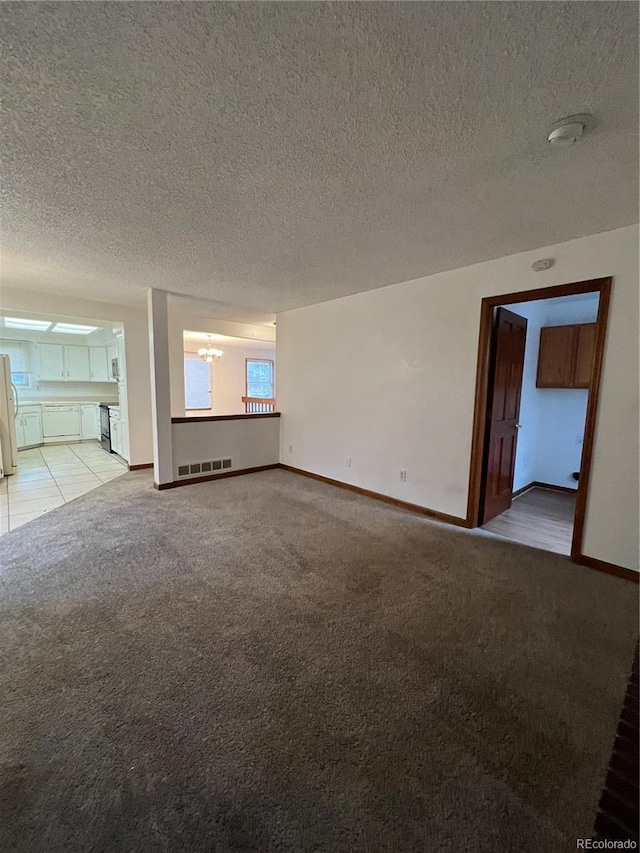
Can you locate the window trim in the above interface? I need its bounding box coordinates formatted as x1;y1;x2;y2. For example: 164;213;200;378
245;358;275;400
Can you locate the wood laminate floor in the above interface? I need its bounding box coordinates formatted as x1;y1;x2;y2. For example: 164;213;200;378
482;487;576;555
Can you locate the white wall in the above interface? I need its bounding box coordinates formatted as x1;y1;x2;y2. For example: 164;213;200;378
168;295;276;418
277;225;639;572
172;416;280;478
0;287;153;465
511;294;599;492
184;342;276;416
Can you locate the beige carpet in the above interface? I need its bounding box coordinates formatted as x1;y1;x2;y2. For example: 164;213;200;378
0;468;636;852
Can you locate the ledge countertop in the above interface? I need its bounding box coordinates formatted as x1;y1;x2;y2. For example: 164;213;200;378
18;399;119;407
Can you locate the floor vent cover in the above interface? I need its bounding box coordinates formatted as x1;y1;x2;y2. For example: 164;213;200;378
176;458;233;478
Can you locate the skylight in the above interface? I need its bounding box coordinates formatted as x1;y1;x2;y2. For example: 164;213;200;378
4;317;52;331
51;323;99;335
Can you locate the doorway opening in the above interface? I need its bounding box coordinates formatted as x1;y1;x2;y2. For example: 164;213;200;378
467;277;611;562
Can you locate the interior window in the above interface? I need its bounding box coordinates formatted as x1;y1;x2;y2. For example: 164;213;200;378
184;355;211;410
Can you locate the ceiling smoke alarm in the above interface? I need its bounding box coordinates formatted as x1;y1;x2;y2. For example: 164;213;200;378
531;258;555;272
546;114;595;148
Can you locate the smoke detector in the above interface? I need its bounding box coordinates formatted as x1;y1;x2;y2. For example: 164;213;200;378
531;258;555;272
547;114;595;148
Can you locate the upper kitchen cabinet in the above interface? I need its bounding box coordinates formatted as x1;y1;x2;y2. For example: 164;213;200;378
573;324;596;388
37;343;66;381
36;344;115;383
89;346;110;382
536;323;596;389
65;345;91;381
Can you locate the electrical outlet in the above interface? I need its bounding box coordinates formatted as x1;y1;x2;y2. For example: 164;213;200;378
400;469;407;482
288;444;293;454
346;457;352;468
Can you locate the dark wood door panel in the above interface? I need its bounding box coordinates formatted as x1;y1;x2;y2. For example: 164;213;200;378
482;308;527;524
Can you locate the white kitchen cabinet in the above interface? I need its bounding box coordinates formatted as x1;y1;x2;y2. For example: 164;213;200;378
38;344;96;383
38;344;66;381
23;411;43;447
109;414;121;456
89;347;109;382
65;346;91;382
80;404;100;440
16;407;43;449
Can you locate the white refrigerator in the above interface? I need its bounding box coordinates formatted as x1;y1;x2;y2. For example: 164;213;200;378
0;354;18;476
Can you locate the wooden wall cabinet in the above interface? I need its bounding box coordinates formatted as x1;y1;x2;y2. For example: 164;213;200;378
536;323;596;389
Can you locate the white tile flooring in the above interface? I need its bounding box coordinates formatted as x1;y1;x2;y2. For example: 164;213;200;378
0;441;128;534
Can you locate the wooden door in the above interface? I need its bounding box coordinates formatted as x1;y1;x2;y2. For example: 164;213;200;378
482;308;527;524
574;324;596;388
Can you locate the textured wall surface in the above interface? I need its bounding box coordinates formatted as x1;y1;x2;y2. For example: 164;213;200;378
1;2;638;317
276;225;639;571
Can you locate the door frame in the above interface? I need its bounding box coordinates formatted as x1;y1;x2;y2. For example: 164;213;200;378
466;276;612;563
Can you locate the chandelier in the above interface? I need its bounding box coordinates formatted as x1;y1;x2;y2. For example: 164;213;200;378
197;336;224;363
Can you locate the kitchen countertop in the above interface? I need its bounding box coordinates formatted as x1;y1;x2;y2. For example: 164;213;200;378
18;399;119;407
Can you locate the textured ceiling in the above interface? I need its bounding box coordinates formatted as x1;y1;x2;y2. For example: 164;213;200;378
1;2;638;321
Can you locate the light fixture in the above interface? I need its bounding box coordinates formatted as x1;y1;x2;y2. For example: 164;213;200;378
546;114;595;148
4;317;52;331
197;336;223;363
51;322;99;335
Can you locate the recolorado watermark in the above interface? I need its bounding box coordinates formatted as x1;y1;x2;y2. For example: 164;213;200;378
576;841;637;850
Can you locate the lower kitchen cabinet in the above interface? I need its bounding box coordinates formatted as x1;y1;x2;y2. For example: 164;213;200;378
80;404;100;440
17;409;44;449
109;414;121;456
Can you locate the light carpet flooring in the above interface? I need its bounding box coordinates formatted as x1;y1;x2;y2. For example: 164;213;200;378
0;469;637;852
0;442;127;534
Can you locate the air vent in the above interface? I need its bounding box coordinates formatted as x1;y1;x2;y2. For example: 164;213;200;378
176;458;233;478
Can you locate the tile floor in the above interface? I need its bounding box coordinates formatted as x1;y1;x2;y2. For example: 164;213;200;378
0;441;128;534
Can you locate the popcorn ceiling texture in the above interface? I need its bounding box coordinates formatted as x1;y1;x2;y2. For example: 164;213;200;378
1;2;638;317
